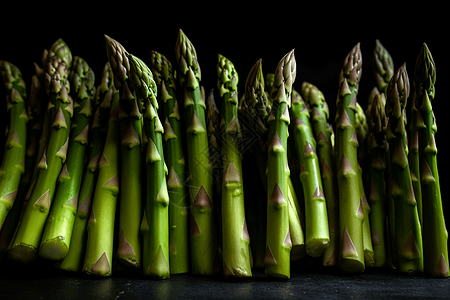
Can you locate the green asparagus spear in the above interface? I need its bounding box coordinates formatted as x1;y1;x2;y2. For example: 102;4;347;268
217;54;252;278
409;92;422;226
301;81;339;266
105;35;144;269
57;62;113;271
265;50;296;279
0;61;28;231
289;89;329;257
414;44;448;277
355;103;374;267
373;40;394;95
128;54;170;279
150;51;189;275
39;56;95;260
385;63;423;274
0;74;44;258
335;43;365;273
9;51;73;263
82;87;120;276
367;90;388;267
175;29;218;275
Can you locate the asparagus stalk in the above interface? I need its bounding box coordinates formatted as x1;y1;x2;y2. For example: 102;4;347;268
217;54;252;277
150;51;189;274
414;44;448;277
175;29;218;275
354;103;374;267
409;92;422;226
0;75;44;258
301;81;339;266
57;62;113;271
128;54;170;279
82;87;120;276
240;59;269;269
105;36;144;269
385;63;423;274
0;61;28;230
39;56;95;260
367;90;388;267
289;89;329;257
335;43;365;273
9;52;73;263
265;50;296;279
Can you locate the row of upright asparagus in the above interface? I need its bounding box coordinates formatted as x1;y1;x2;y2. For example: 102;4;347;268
0;32;447;280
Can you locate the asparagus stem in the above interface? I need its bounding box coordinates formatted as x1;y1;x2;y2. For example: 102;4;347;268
82;88;120;276
355;103;374;267
301;81;339;266
265;50;296;279
129;54;170;279
57;62;113;271
335;43;365;273
9;47;73;263
175;29;218;275
0;75;44;258
414;44;448;277
40;56;95;261
289;89;329;257
105;36;144;269
217;54;252;278
0;61;28;231
367;90;388;267
150;51;189;275
385;63;423;274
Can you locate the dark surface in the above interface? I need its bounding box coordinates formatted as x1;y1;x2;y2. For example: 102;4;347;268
1;259;450;299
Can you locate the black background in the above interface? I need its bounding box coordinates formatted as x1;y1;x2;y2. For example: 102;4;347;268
0;4;449;299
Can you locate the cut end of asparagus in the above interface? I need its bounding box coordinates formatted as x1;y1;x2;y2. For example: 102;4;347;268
39;237;69;261
306;239;330;258
8;244;38;264
339;258;366;274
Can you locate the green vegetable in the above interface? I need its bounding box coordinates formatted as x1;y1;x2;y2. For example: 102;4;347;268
175;29;218;275
9;45;73;263
414;44;448;277
335;43;365;273
217;54;252;277
289;89;329;257
0;61;28;231
57;62;113;271
385;63;423;274
265;50;296;279
40;56;95;261
150;51;189;275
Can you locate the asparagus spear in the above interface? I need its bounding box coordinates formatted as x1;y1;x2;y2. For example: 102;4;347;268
150;51;189;275
414;44;448;277
385;63;423;274
265;49;296;279
128;53;170;279
9;52;73;263
217;54;252;278
104;35;144;269
354;103;374;267
0;61;28;230
335;43;365;273
367;90;388;267
175;29;218;275
373;39;394;95
57;62;113;271
289;89;329;257
39;56;95;260
301;81;338;266
82;87;120;276
0;75;44;258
